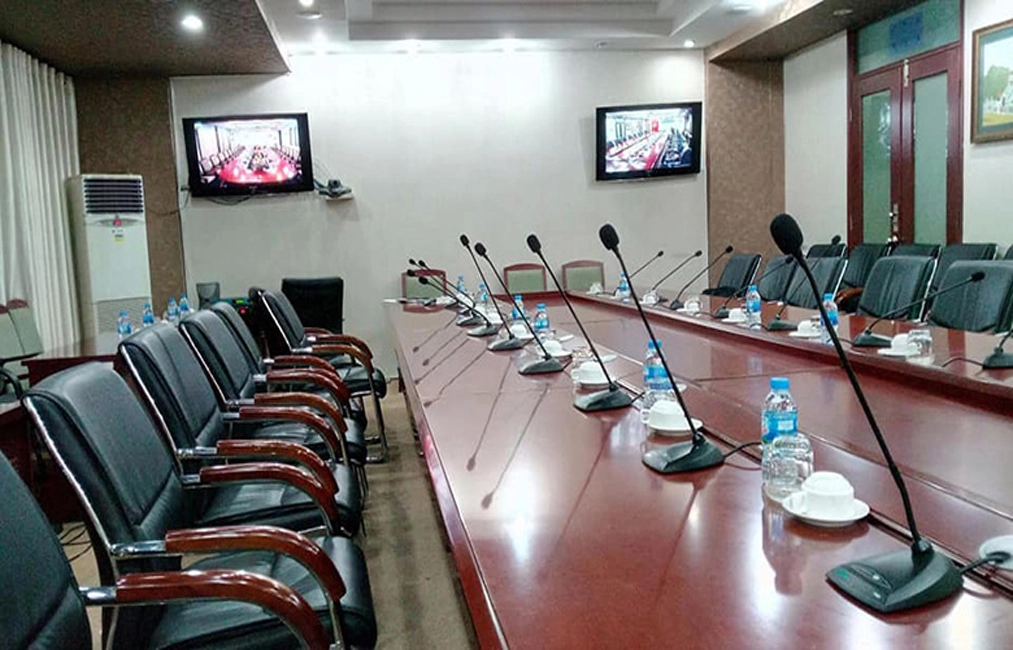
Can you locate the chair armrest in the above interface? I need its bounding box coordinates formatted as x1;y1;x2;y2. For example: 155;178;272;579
230;405;348;465
198;462;341;531
112;570;331;650
302;327;335;336
269;355;342;376
253;392;349;435
214;439;339;495
835;287;863;303
305;333;373;358
302;345;374;374
264;368;352;405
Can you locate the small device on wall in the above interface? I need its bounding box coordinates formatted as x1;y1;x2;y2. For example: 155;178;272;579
182;112;315;198
595;101;702;181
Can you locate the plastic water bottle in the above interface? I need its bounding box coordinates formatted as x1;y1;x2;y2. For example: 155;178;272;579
477;282;490;312
167;297;180;323
116;310;133;339
616;273;631;301
141;303;155;328
179;293;192;316
820;293;839;346
456;275;467;296
642;341;675;412
761;377;810;502
745;284;762;328
532;303;550;338
511;295;525;321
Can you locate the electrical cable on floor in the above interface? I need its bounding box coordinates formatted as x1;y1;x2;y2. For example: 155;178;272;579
66;544;93;563
960;551;1011;575
60;527;89;546
722;440;762;460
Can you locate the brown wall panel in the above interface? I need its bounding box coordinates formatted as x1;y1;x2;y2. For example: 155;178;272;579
706;61;785;283
75;77;183;311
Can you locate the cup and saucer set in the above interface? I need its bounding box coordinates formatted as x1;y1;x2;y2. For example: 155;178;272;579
781;471;869;528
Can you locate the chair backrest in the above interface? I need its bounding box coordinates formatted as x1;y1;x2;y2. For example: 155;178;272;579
840;243;891;291
253;289;305;355
927;261;1013;333
119;323;226;450
561;260;605;293
195;281;221;309
180;310;258;403
857;256;936;319
503;263;547;294
712;254;761;295
0;306;25;361
6;299;43;356
1005;247;1013;261
756;255;797;302
210;302;266;376
785;257;848;308
402;269;447;299
892;243;941;258
806;242;846;258
929;243;998;294
281;277;344;334
0;453;91;650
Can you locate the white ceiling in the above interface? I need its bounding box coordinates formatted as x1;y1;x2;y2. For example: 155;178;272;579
260;0;786;55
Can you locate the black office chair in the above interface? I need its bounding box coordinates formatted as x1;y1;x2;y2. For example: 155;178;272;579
282;277;345;335
756;255;797;302
835;243;891;313
856;256;936;320
23;364;377;649
196;281;221;309
701;254;762;297
119;324;364;536
806;242;846;258
892;243;941;258
930;244;998;293
927;261;1013;333
1005;247;1013;261
783;257;848;309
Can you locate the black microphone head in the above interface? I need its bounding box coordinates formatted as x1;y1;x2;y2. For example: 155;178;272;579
657;250;664;258
971;271;986;282
599;224;620;251
770;214;804;257
406;269;417;277
417;275;430;285
460;234;470;247
694;250;703;257
408;258;417;266
724;245;734;254
474;242;487;256
417;259;428;268
526;234;542;253
831;234;842;245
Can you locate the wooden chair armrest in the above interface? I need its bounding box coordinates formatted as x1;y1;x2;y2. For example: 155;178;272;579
254;392;349;435
303;327;335;336
235;405;347;465
835;287;863;303
306;333;373;358
115;570;330;650
264;368;352;404
215;439;339;495
270;355;342;377
304;345;374;374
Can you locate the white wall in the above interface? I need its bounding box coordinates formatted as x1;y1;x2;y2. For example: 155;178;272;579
964;0;1013;251
783;33;849;245
171;50;708;373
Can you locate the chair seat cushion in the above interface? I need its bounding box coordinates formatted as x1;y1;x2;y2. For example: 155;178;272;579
146;536;377;649
334;365;388;399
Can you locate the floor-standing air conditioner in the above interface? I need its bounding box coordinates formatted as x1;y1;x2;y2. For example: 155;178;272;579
66;174;152;336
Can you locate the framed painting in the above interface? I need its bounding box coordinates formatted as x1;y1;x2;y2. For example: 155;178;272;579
972;17;1013;143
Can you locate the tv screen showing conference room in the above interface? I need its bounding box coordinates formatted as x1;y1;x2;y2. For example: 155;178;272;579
183;113;314;197
596;102;702;181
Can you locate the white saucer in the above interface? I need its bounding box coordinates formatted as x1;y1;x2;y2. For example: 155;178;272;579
577;379;610;389
676;308;700;315
548;349;571;359
722;317;747;325
600;353;617;363
978;536;1013;570
789;330;821;339
557;334;575;342
650;417;703;435
878;347;917;358
782;492;869;528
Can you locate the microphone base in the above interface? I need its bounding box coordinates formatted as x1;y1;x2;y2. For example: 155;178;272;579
466;323;501;337
487;336;527;351
765;318;797;332
573;387;633;412
667;299;684;310
456;314;483;327
827;541;961;613
851;332;893;348
519;356;565;375
642;435;724;473
712;307;730;319
983;349;1013;369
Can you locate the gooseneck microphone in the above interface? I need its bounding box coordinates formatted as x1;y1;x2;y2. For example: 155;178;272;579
409;271;497;338
713;257;796;319
669;245;734;310
650;250;703;294
627;250;665;280
852;272;986;348
983;328;1013;369
766;255;830;331
771;213;961;613
599;224;723;472
458;235;503;338
527;233;631;411
474;242;563;375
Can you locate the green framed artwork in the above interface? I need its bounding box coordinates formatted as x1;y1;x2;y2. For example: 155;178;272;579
972;17;1013;143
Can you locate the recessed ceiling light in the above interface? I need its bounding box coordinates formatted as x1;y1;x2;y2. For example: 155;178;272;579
181;14;203;32
403;39;422;54
727;4;754;15
298;10;322;19
683;39;696;48
299;0;315;7
833;8;854;17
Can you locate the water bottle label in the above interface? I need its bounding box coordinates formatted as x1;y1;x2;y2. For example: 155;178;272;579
762;411;797;444
648;365;672;390
747;298;761;313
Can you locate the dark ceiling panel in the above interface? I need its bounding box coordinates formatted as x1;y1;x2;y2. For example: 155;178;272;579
0;0;288;76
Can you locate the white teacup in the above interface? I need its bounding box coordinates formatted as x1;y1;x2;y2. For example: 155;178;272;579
588;282;604;295
542;339;565;356
797;319;818;336
684;297;702;313
890;333;915;354
510;323;530;337
647;400;689;431
727;307;746;322
796;472;855;519
576;361;607;385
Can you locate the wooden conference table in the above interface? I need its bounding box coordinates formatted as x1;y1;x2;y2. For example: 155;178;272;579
387;294;1013;648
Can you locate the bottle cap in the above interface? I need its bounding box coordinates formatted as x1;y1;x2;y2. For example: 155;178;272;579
536;303;546;309
514;295;522;301
647;341;656;350
749;285;758;291
770;377;790;391
823;293;834;301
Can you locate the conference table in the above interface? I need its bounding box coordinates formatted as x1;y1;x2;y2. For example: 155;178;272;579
386;293;1013;648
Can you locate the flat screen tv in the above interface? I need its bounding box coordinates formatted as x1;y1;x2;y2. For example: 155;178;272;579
596;102;702;181
182;112;314;197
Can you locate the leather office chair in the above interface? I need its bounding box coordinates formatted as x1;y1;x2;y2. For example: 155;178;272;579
806;242;846;258
1005;247;1013;261
783;257;848;309
0;452;345;650
927;261;1013;333
856;256;936;320
561;260;605;293
928;243;997;296
196;281;221;309
252;288;389;462
503;262;548;294
120;323;364;536
756;255;796;302
24;364;377;649
702;253;761;297
892;243;941;258
402;268;447;300
282;277;344;335
835;243;891;313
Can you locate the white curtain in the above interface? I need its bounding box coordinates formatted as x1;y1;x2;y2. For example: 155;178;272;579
0;41;80;348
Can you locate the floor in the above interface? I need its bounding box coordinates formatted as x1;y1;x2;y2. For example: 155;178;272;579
63;386;477;649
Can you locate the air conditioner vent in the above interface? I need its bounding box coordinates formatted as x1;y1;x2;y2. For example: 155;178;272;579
82;177;144;214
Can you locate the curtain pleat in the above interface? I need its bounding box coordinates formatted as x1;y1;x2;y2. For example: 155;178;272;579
0;41;80;348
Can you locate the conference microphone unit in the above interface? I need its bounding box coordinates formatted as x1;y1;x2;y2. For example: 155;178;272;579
456;236;524;351
458;235;504;338
600;224;723;472
712;257;796;319
408;271;496;337
527;233;631;411
669;245;733;310
771;213;961;613
983;328;1013;369
852;272;986;348
627;250;665;281
475;242;563;375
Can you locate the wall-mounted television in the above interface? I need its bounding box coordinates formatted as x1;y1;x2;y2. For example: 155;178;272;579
596;102;702;182
182;112;314;198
